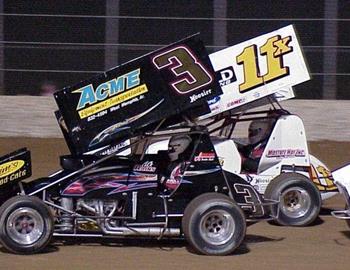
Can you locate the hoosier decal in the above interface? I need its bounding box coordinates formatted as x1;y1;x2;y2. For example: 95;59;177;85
190;89;212;103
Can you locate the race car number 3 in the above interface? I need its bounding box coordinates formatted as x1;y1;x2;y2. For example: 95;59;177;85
236;35;293;93
152;46;213;94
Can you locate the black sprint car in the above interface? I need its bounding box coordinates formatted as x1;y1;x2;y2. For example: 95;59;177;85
0;126;278;255
0;35;278;255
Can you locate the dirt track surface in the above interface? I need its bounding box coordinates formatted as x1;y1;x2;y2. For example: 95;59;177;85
1;138;350;270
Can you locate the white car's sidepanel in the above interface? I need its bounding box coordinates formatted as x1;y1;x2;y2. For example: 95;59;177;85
332;164;350;199
258;115;310;174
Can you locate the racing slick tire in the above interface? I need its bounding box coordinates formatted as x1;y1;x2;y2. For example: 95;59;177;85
0;196;54;254
182;193;246;256
265;173;321;226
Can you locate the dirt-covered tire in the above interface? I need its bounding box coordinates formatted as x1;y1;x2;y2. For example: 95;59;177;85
265;173;321;226
0;196;54;254
182;193;246;256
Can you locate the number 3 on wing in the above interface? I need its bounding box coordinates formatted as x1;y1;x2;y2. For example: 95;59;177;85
152;46;213;94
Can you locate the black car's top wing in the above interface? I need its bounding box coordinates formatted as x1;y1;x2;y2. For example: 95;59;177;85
54;35;222;155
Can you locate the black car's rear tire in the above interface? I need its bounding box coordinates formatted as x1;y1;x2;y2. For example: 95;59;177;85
182;193;246;255
0;196;53;254
265;173;321;226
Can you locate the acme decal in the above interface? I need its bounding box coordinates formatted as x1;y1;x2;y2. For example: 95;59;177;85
74;69;142;111
0;160;25;178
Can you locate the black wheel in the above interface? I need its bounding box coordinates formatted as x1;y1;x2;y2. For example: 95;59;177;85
182;193;246;256
265;173;321;226
0;196;54;254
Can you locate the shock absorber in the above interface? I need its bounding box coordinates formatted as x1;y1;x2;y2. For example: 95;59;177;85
60;197;74;232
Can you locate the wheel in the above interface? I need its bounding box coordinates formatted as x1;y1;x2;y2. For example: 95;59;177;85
0;196;54;254
182;193;246;256
265;173;321;226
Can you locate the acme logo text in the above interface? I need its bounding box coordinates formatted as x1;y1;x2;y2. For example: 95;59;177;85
74;69;140;110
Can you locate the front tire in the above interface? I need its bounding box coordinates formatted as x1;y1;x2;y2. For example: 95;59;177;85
182;193;246;255
0;196;54;254
265;173;321;226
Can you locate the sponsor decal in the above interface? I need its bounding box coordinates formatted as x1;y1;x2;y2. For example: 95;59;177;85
0;160;26;186
236;35;293;93
210;105;220;112
133;161;157;173
89;99;164;147
216;66;236;87
0;160;24;177
226;98;246;108
99;141;130;156
194;152;216;162
266;149;305;158
208;96;221;105
73;69;148;119
243;174;272;187
165;178;180;190
165;164;192;190
311;165;337;191
253;92;260;98
190;89;212;103
254;178;271;184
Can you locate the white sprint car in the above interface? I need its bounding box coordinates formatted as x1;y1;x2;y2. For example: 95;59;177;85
150;24;340;227
148;103;338;227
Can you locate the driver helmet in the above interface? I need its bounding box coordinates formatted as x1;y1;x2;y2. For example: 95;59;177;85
168;135;192;162
248;119;273;145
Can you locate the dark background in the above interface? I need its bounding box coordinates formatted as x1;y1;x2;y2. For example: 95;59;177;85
2;0;349;99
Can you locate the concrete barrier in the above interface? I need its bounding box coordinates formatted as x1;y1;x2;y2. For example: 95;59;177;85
0;96;349;141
